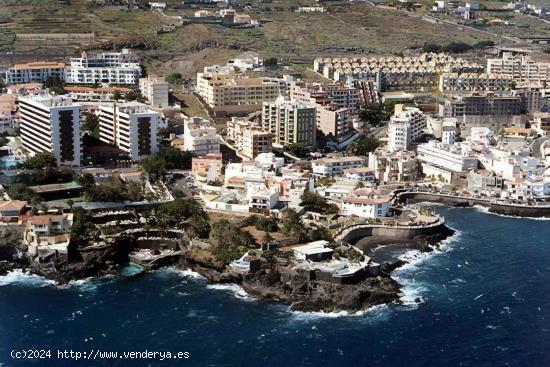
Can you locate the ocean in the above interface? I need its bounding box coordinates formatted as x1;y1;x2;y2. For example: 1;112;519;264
1;207;549;367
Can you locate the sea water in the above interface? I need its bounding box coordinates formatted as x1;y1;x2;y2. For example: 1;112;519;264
0;207;549;366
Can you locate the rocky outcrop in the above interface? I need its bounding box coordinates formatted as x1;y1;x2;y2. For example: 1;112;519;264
240;264;402;313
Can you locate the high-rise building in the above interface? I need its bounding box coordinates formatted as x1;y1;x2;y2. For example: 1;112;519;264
289;81;356;142
227;117;272;159
66;49;141;85
262;97;316;147
18;95;81;166
98;101;160;161
387;105;426;152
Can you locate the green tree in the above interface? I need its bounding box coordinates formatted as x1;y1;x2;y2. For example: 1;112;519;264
264;57;278;68
77;173;96;190
141;154;167;182
83;112;100;138
287;142;310;158
280;208;307;243
44;75;65;95
166;73;183;84
21;152;57;169
84;179;128;202
347;135;381;156
209;219;255;263
300;191;339;215
422;42;442;53
8;183;36;201
359;103;386;127
255;216;278;232
442;42;472;54
157;199;210;237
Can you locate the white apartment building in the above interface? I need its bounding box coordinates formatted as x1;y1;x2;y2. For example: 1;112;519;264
196;66;281;112
442;120;457;145
262;97;316;147
183;116;220;156
139;75;169;109
341;189;391;218
417;140;478;173
98;101;160;161
311;156;367;177
487;52;550;84
66;49;141;85
226;117;272;159
368;150;418;184
4;62;66;84
387;105;426;152
344;167;376;183
18;95;81;166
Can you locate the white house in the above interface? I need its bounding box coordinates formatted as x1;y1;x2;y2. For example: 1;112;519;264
293;241;333;262
341;189;391;218
311;156;367;177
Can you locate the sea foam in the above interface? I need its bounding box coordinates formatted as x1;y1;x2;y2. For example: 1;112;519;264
391;227;462;309
0;269;56;288
206;283;252;301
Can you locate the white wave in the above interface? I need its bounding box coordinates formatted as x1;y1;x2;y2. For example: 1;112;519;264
0;269;56;287
0;270;115;291
58;277;111;292
473;205;550;221
391;227;462;309
157;267;206;280
290;303;390;320
206;283;252;301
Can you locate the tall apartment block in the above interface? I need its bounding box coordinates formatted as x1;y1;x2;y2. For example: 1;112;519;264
227;117;272;159
139;75;170;109
289;81;356;142
18;95;81;166
262;97;316;147
4;62;66;84
98;101;160;161
66;49;141;85
387;105;426;152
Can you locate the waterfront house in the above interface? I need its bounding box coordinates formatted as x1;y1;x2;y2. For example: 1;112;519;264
0;200;27;222
341;189;391;218
293;241;334;262
24;214;73;260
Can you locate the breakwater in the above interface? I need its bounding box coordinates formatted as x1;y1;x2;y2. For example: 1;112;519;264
395;191;550;218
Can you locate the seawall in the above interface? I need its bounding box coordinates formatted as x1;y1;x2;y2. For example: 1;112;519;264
334;218;452;245
396;192;550;218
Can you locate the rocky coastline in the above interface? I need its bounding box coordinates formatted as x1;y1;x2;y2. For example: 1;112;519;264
0;223;454;314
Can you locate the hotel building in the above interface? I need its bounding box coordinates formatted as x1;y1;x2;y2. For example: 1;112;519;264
18;95;81;166
262;97;316;147
196;66;280;113
66;49;141;85
98;101;160;161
